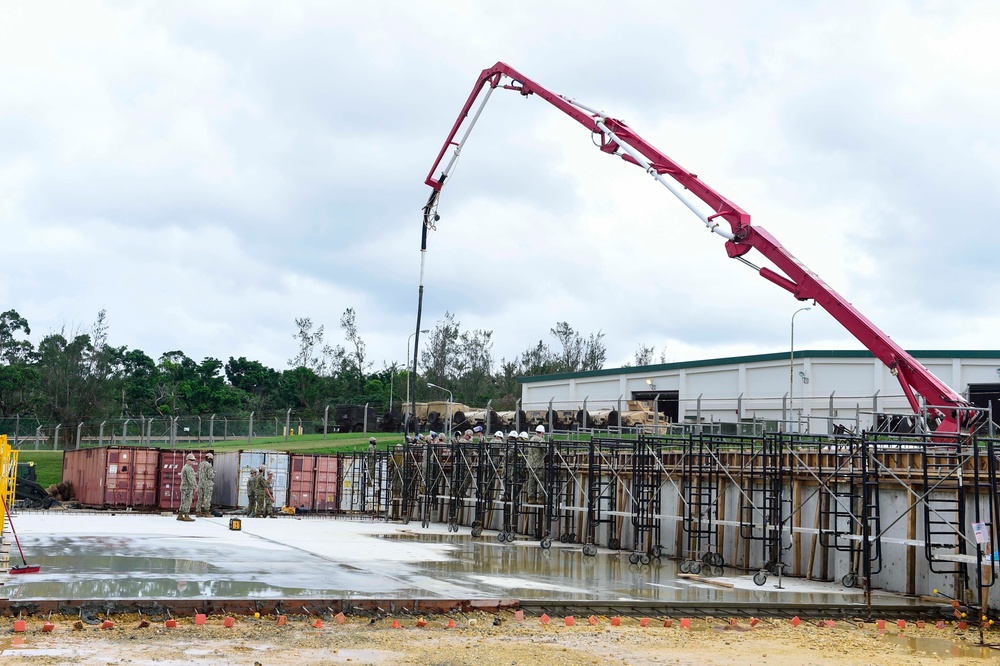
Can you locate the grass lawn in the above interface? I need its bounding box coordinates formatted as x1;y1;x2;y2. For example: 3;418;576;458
16;431;408;488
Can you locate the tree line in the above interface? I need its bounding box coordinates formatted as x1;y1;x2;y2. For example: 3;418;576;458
0;307;615;424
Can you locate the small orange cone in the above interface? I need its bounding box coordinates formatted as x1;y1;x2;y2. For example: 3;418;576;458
194;614;206;625
165;619;177;629
935;620;946;629
42;622;55;632
916;620;925;629
897;619;906;630
564;616;575;626
514;610;524;622
276;615;287;626
729;618;738;627
13;620;26;633
663;619;673;628
447;619;456;629
540;614;550;625
680;618;690;629
312;619;323;629
334;612;346;624
588;616;598;626
391;619;400;629
959;621;968;630
877;619;886;633
223;617;235;628
416;618;428;628
825;620;835;629
791;616;801;627
750;617;760;627
639;618;650;628
100;620;115;630
611;616;622;627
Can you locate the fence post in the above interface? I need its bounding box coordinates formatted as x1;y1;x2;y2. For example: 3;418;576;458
617;394;622;432
99;421;106;447
170;416;177;448
548;397;554;435
54;423;61;451
123;419;130;447
247;411;254;446
285;408;291;442
364;403;370;436
14;414;19;448
76;421;83;449
209;414;216;446
197;415;202;444
323;404;330;440
146;417;153;446
582;397;588;430
515;399;522;433
486;399;493;436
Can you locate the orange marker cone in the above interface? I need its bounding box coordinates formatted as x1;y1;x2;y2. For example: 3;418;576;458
276;615;287;626
13;620;26;633
195;614;206;625
392;619;400;629
100;620;115;630
42;622;55;632
588;616;598;626
611;616;622;627
639;618;650;628
680;618;690;629
750;617;760;627
935;620;946;629
416;618;428;628
223;617;235;628
959;621;968;630
825;620;836;629
916;620;925;629
540;614;550;625
165;619;177;629
312;619;323;629
447;619;456;629
564;616;575;626
897;619;906;630
514;610;524;622
791;616;801;627
663;619;673;628
877;619;886;633
729;618;738;627
334;612;346;625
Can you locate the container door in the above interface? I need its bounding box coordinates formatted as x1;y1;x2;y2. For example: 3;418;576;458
266;453;290;508
288;455;315;510
314;455;338;512
105;449;128;505
132;448;160;508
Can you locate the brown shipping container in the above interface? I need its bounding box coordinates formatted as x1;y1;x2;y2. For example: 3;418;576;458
62;446;161;509
158;450;214;511
288;454;339;512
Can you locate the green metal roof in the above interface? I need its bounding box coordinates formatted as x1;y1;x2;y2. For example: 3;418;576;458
518;350;1000;384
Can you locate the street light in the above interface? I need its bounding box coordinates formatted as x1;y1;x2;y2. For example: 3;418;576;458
406;329;430;435
789;306;812;432
427;382;453;438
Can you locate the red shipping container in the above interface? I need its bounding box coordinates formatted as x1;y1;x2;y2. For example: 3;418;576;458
158;450;214;511
62;446;161;509
288;454;316;510
313;454;339;512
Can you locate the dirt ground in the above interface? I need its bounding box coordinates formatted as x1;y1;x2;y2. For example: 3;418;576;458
2;612;999;665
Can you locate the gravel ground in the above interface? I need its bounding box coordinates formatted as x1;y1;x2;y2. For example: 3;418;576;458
1;612;999;665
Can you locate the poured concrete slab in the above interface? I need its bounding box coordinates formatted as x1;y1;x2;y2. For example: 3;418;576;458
1;512;910;605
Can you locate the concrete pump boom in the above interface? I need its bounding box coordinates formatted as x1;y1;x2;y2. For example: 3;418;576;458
420;62;974;436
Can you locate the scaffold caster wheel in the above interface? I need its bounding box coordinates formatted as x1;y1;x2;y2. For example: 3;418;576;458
540;537;552;550
582;544;598;557
629;552;640;565
558;534;568;543
753;571;768;587
701;552;713;564
608;538;620;550
569;533;578;543
710;565;723;577
842;573;858;588
679;560;691;574
471;526;483;538
689;561;703;575
448;523;458;533
710;553;725;567
769;563;783;577
497;532;507;543
640;554;651;566
422;520;429;528
402;515;410;525
651;545;663;558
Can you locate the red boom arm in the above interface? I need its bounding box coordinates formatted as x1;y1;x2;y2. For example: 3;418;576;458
424;62;972;434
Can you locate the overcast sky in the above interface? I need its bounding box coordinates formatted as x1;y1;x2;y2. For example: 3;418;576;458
2;1;998;375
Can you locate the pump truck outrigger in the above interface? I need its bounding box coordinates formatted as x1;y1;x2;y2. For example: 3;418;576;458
413;61;978;437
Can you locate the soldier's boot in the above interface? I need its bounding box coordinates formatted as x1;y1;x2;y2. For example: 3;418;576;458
182;513;195;522
176;513;185;521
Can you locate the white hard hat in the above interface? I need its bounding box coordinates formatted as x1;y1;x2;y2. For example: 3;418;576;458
535;425;545;433
494;431;504;438
519;431;528;439
508;430;518;439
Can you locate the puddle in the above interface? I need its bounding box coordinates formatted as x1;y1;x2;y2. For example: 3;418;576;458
883;634;1000;660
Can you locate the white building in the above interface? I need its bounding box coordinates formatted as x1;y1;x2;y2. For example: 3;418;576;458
519;350;1000;435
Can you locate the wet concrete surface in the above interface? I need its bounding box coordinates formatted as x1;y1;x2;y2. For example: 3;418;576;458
1;512;915;605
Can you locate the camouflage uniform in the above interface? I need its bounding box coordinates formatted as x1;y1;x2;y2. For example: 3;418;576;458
262;473;275;517
525;431;546;500
179;459;197;520
196;457;215;516
246;470;258;516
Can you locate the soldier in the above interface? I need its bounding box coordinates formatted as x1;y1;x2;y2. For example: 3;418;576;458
525;425;546;501
254;465;267;516
246;468;258;516
196;452;215;517
177;453;197;522
473;425;485;443
262;471;276;517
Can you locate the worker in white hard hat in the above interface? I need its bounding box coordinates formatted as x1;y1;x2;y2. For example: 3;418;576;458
178;453;197;522
507;430;518;441
526;425;547;503
493;431;504;441
518;431;529;441
196;452;215;517
531;424;546;442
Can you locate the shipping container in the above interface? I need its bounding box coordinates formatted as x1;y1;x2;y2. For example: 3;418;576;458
62;446;161;509
288;454;339;512
157;449;214;511
210;450;290;509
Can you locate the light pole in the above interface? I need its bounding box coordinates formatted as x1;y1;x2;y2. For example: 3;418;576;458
789;306;812;432
427;382;453;438
406;329;430;435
